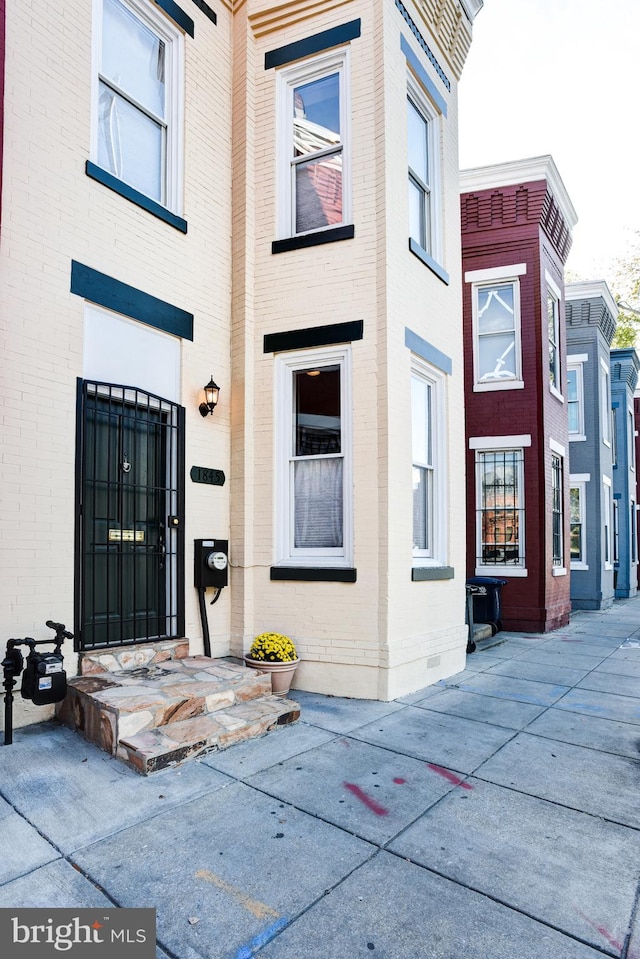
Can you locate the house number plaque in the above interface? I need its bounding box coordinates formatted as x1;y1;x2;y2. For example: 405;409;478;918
190;466;225;487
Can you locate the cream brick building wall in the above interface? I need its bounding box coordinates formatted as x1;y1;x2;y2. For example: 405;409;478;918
1;0;480;730
1;0;234;728
231;0;478;700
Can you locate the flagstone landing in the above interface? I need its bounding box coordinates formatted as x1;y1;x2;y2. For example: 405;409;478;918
56;643;300;775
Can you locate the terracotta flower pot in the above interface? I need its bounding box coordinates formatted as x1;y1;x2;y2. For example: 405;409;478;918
244;657;300;696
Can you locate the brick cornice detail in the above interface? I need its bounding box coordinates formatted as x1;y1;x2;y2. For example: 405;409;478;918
413;0;475;79
566;299;617;345
245;0;355;37
461;181;573;264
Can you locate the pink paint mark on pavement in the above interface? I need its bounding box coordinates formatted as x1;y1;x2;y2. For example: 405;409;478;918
343;782;389;816
575;909;624;952
427;764;473;790
393;777;407;785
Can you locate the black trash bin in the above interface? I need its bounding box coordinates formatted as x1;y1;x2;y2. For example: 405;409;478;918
466;576;508;635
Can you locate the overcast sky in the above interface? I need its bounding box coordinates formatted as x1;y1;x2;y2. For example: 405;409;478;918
458;0;640;285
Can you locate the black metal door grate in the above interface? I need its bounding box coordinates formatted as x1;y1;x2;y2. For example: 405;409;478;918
75;380;185;651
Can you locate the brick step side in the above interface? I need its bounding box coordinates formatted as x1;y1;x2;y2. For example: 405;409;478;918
117;697;301;774
57;658;273;754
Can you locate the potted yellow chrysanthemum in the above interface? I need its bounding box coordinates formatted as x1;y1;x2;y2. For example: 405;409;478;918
244;632;299;695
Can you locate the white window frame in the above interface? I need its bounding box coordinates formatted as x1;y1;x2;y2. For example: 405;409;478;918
466;264;526;392
275;49;351;241
567;354;587;441
546;271;562;400
603;475;613;569
600;360;611;447
551;451;565;574
470;434;530;577
407;74;442;263
411;357;447;567
569;475;589;570
630;409;636;472
274;345;353;567
91;0;184;213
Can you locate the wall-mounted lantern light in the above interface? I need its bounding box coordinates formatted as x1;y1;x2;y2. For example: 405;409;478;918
199;376;220;417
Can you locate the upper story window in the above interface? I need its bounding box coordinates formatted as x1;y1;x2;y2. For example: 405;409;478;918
546;274;561;397
407;95;434;255
567;355;586;440
600;360;611;447
466;265;526;392
276;50;350;240
406;75;446;280
630;409;636;471
411;359;446;566
548;294;560;390
94;0;183;212
274;346;352;567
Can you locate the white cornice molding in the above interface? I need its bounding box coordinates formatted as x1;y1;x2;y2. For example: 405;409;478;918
565;280;618;318
460;0;483;20
460;154;578;231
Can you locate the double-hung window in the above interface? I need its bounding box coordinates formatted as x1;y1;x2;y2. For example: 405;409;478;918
551;454;563;568
600;361;611;446
567;356;586;440
275;347;352;566
407;96;434;255
471;437;528;573
411;360;446;565
546;271;562;397
569;476;589;569
277;51;350;239
467;265;525;391
603;476;613;568
94;0;183;210
406;74;443;271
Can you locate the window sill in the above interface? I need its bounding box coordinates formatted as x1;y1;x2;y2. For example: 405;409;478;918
474;380;524;392
272;225;354;255
569;434;587;442
408;239;449;284
270;566;357;582
550;384;564;403
475;566;528;578
552;567;567;576
86;162;188;233
412;566;454;581
570;562;589;571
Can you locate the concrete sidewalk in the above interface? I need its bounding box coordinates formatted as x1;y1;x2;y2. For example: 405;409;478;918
1;602;640;959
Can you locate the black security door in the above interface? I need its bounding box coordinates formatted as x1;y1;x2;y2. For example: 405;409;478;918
75;381;184;650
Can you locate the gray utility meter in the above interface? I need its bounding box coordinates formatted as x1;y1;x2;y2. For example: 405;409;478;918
194;539;229;589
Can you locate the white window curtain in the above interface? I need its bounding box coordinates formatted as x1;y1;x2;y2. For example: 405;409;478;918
294;458;343;547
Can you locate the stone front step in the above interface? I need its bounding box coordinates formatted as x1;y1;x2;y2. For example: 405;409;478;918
78;639;189;676
56;657;299;772
117;697;301;774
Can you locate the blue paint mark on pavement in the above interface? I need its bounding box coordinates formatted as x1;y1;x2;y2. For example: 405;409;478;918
235;917;290;958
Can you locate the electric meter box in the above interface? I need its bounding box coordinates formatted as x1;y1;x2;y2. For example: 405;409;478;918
194;539;229;589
